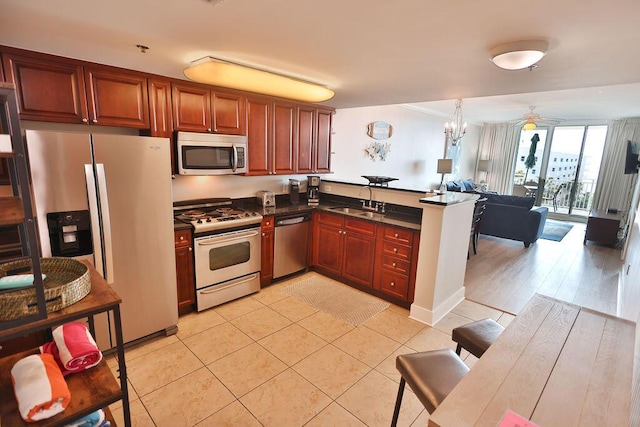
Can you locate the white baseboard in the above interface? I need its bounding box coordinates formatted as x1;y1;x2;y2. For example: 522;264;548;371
409;287;466;326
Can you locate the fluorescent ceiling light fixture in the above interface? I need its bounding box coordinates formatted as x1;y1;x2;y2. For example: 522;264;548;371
184;57;335;103
490;40;549;70
523;121;537;131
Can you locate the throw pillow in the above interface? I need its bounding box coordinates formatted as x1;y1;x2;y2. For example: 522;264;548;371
462;179;475;191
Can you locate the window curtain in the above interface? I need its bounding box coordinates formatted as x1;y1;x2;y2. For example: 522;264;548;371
592;118;640;234
477;123;521;194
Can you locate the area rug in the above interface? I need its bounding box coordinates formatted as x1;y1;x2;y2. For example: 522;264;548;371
281;276;389;326
540;220;574;242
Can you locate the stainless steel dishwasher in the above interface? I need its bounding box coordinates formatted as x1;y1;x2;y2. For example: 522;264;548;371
273;212;312;279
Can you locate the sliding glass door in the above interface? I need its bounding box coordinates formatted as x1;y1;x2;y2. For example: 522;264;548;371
512;125;607;216
541;125;606;215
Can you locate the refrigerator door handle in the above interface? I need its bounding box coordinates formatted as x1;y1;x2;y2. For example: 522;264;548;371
85;164;104;278
96;163;115;284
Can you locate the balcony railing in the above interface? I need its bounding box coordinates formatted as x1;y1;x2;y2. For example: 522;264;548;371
540;179;595;214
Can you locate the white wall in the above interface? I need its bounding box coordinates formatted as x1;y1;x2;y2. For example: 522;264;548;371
330;104;480;191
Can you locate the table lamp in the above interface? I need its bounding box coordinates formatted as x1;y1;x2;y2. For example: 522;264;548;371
437;159;453;192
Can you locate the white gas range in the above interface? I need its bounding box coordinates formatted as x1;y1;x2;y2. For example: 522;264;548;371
174;199;263;311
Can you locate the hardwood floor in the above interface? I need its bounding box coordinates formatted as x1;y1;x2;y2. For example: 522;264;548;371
464;221;623;316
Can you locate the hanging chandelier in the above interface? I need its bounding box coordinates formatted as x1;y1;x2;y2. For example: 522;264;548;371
444;99;467;146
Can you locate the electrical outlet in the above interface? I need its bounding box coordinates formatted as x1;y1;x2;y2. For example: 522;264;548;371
282;183;288;193
324;185;332;192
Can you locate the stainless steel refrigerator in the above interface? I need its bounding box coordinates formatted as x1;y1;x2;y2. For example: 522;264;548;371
26;130;178;350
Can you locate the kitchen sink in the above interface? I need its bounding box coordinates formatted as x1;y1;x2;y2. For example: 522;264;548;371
330;206;362;214
360;211;385;219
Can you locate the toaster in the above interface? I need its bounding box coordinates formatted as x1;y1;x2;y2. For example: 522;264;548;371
256;191;276;207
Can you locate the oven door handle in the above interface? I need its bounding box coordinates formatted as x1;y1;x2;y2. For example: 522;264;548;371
196;230;260;246
200;273;259;294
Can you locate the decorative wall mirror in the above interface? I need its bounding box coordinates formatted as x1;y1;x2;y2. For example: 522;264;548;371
367;121;393;140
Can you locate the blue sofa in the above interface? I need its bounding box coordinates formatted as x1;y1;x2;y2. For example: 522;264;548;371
479;194;548;248
445;180;548;247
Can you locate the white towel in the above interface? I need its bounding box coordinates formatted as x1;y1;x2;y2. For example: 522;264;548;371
10;353;71;422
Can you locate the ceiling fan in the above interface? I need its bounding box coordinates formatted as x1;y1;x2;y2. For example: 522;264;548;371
513;106;563;130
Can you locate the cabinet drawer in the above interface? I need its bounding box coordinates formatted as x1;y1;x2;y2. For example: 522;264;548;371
383;226;413;245
379;270;409;300
381;255;411;275
381;241;411;259
174;229;192;247
261;216;274;230
317;211;344;227
345;217;376;236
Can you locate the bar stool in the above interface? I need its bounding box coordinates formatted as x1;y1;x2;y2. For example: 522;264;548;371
391;349;469;426
451;318;504;359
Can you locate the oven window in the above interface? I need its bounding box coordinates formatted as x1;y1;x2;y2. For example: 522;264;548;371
208;241;250;270
182;146;233;170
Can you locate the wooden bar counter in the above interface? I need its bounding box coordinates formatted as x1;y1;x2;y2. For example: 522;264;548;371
429;294;634;427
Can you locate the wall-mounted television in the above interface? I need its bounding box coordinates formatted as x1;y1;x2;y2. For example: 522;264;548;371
624;140;640;174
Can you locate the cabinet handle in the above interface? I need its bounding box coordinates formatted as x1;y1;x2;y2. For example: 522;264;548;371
92;119;98;123
393;247;398;253
188;247;192;251
390;281;395;287
394;233;399;238
392;262;397;267
179;236;184;241
81;118;88;123
207;128;212;132
262;232;265;236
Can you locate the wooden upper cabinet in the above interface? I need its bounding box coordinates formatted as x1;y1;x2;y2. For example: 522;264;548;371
172;82;246;135
2;53;88;123
172;83;211;132
148;79;173;138
273;101;296;175
212;92;245;135
246;96;271;175
2;52;150;128
84;67;149;128
296;106;315;174
316;108;333;173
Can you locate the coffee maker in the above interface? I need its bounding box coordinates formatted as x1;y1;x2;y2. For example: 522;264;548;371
289;179;300;204
307;175;320;205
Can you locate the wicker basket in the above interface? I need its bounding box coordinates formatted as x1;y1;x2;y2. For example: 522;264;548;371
0;257;91;321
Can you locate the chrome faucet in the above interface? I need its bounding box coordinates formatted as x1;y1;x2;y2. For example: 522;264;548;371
359;185;375;210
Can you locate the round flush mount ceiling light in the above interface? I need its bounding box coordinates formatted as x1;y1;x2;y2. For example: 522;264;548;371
523;121;537;131
490;40;549;70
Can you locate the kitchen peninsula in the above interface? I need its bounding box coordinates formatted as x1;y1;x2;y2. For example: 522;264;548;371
259;180;478;325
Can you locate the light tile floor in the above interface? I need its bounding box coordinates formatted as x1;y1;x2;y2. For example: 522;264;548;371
109;272;515;427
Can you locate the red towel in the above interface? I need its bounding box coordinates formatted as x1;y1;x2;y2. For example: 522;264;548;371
11;353;71;422
40;322;103;376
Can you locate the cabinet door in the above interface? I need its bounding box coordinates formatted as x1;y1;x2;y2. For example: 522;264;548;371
172;83;212;132
273;101;296;175
261;229;274;287
175;235;195;315
212;91;245;135
84;68;149;128
342;230;375;287
315;109;333;173
296;106;315;174
148;79;173;138
246;96;271;175
313;222;343;276
2;53;88;123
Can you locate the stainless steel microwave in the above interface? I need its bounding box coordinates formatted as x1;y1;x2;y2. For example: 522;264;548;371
177;131;248;175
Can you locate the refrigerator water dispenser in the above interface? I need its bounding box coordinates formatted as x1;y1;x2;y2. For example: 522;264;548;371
47;210;93;257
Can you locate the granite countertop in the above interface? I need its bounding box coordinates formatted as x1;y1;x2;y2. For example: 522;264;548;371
258;202;421;231
419;192;479;206
174;199;422;232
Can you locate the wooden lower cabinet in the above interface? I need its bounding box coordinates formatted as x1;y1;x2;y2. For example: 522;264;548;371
373;225;420;303
174;228;195;315
260;216;274;287
312;211;376;288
